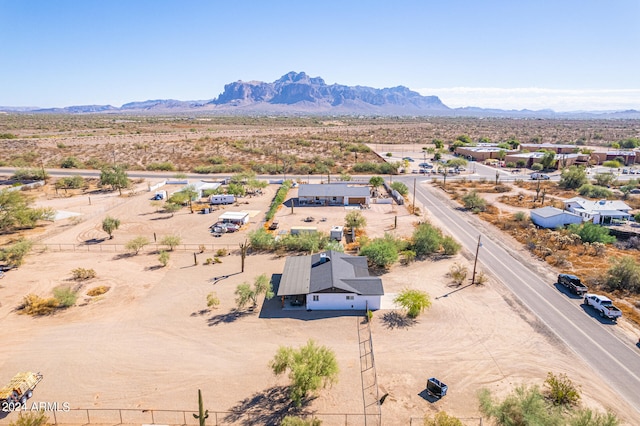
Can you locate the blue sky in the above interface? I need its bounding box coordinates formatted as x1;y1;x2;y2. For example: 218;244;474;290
1;0;639;111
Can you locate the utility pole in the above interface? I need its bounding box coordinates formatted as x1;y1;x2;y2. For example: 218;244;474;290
412;177;416;214
471;235;482;285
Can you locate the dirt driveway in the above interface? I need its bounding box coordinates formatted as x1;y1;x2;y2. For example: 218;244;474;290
1;180;638;425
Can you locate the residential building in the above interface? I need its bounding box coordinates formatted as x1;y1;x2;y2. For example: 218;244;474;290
277;250;384;310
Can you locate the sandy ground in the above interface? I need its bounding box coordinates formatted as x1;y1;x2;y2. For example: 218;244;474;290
1;179;639;425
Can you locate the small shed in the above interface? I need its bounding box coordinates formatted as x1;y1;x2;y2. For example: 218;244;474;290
218;211;249;225
330;226;344;241
530;206;583;229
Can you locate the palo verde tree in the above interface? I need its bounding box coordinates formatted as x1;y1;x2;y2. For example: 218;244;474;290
101;216;121;239
559;165;588;189
539;150;557;170
344;210;366;240
100;165;130;195
270;339;339;407
0;189;54;233
234;274;274;310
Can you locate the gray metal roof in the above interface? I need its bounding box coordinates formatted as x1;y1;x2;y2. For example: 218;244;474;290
277;250;383;296
277;256;311;296
298;184;370;198
531;206;572;218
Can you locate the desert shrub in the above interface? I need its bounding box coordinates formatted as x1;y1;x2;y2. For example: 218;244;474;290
12;168;48;181
604;256;640;293
401;249;416;265
0;133;17;139
216;248;228;257
281;417;322;426
559;165;589;189
265;180;292;221
531;163;543;171
567;222;615;244
207;156;225;164
249;228;276;251
146;162;175;171
360;236;399;268
21;294;59;316
158;250;170;267
125;236;150;254
9;410;50;426
494;184;511;193
441;235;461;255
423;411;463;426
71;267;96;280
448;263;468;285
55;176;85;190
87;286;110;297
578;184;612;198
412;222;443;256
461;191;487;212
160;235;181;251
544;372;581;406
53;286;77;307
0;238;34;266
394;288;431;318
513;211;528;222
60;156;83;169
390;181;408;196
270;339;339;407
279;232;329;253
479;386;562;426
206;291;220;308
214;256;222;263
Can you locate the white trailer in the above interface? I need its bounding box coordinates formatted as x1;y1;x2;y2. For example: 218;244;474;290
209;194;236;205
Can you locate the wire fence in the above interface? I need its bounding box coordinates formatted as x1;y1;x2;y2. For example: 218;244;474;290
32;243;239;254
34;408;373;426
410;417;483;425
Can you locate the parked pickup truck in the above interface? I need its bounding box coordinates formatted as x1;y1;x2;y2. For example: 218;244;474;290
558;274;588;295
584;294;622;321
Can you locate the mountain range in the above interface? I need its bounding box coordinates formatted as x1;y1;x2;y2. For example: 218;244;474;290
2;71;639;119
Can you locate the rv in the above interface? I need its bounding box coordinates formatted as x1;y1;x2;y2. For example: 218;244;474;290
209;194;235;205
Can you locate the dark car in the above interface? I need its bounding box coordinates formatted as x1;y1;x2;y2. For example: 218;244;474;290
558;273;588;295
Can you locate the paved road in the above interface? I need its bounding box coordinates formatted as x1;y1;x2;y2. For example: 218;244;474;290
402;176;640;414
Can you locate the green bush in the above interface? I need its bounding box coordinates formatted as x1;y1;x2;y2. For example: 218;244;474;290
12;168;48;181
265;181;292;221
578;184;612;198
544;372;581;406
53;286;77;307
249;228;276;250
279;232;329;253
531;163;543;171
441;235;461;255
360;236;399;268
461;191;487;212
61;156;83;169
146;162;176;171
390;181;408;195
567;222;615;244
412;222;443;256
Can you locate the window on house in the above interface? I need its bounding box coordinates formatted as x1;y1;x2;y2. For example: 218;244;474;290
313;295;319;301
346;295;354;300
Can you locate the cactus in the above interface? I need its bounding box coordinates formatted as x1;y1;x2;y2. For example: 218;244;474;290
192;389;209;426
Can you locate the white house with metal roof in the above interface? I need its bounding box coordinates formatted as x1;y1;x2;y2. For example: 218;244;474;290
563;197;631;224
530;206;583;228
277;250;383;310
298;184;370;206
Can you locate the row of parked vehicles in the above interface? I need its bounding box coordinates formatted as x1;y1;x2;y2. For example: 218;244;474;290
557;274;622;321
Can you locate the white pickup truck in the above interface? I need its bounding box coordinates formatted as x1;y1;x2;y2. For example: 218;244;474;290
584;294;622;321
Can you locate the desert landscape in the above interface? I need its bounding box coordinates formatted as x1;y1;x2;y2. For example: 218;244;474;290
1;116;640;425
